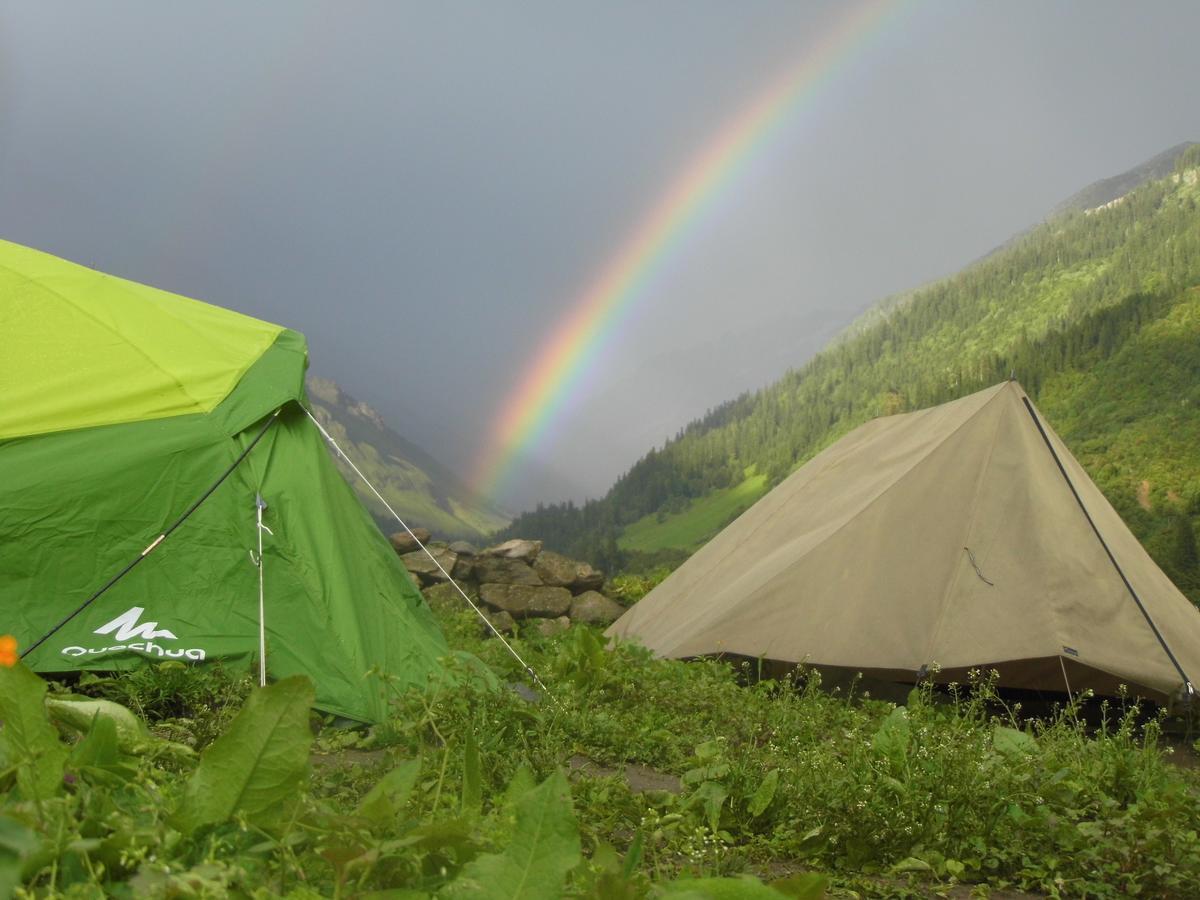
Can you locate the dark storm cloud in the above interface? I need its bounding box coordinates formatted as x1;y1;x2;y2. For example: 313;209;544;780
2;1;1198;507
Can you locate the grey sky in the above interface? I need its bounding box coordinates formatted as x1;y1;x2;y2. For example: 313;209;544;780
3;2;1198;509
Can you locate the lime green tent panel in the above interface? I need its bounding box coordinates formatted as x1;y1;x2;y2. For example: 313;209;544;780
1;241;448;721
0;239;284;440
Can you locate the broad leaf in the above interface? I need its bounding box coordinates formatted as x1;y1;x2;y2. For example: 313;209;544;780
173;675;315;833
992;725;1038;758
687;781;728;833
69;712;121;769
0;816;41;899
748;769;779;818
358;758;422;826
871;707;910;771
0;663;68;801
46;697;146;745
499;765;536;810
444;770;581;900
48;696;193;761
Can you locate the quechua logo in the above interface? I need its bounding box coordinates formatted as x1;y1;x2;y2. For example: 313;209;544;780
60;606;206;660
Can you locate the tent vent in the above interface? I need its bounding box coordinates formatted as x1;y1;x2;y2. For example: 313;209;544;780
1062;646;1079;658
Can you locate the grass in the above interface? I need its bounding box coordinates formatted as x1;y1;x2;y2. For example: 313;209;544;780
619;470;768;554
10;595;1200;898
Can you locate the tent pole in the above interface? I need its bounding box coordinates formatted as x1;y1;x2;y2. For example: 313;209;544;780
1058;655;1074;704
254;494;272;687
1021;396;1194;699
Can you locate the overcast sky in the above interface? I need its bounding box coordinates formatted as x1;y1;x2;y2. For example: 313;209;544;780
3;2;1199;510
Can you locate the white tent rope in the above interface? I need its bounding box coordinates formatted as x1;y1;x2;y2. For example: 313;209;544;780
302;407;556;703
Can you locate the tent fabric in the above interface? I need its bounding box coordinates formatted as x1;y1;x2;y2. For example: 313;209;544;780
1;240;448;721
607;381;1200;701
0;238;284;440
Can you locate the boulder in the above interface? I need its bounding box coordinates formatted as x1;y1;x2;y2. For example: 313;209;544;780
472;556;542;586
533;550;605;593
534;616;572;638
568;591;626;626
448;540;479;556
400;547;458;586
422;581;477;617
571;564;605;594
452;555;477;581
390;528;432;554
481;610;517;637
484;539;543;561
480;583;572;619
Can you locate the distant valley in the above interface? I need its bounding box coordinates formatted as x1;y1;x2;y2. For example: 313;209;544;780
306;376;509;541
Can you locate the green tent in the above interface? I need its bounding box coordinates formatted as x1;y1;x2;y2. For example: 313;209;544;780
1;239;449;721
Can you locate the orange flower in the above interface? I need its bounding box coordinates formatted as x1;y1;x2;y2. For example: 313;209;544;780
0;634;17;667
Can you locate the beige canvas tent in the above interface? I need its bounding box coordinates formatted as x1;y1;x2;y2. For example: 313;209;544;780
607;381;1200;702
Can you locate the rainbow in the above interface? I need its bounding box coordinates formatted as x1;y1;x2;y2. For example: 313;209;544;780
473;0;912;500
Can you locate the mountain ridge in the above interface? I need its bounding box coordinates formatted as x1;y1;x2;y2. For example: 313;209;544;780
499;142;1200;598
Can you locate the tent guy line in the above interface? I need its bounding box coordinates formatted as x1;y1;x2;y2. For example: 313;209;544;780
20;409;282;661
301;407;559;707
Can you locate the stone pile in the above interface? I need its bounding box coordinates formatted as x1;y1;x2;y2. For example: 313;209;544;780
391;534;626;637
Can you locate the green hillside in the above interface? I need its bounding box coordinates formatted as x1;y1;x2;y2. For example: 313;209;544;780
501;145;1200;596
618;467;767;554
307;376;509;540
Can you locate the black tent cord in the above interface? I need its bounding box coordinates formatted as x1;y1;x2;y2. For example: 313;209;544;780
21;409;281;660
1022;396;1194;697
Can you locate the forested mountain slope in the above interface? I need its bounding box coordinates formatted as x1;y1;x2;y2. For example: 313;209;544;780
501;145;1200;599
307;376;509;540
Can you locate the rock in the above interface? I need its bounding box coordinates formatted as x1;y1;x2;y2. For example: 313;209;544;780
452;555;477;581
448;541;479;556
533;550;605;593
530;550;575;587
480;583;572;619
484;539;543;561
422;581;477;616
472;556;542;586
400;547;458;586
510;682;541;703
568;591;626;626
481;609;517;636
390;528;431;554
571;564;605;594
534;616;571;638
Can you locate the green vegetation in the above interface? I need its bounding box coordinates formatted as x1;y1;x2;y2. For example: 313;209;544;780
501;146;1200;598
9;603;1200;897
619;470;767;554
308;376;509;540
